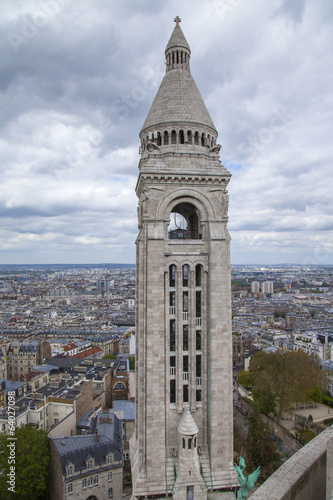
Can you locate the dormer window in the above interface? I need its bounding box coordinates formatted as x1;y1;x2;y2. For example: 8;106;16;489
87;460;93;470
67;466;73;476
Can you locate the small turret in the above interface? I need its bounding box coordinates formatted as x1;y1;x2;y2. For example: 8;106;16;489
173;406;206;499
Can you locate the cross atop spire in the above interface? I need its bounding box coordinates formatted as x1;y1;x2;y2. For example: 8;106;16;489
174;16;181;26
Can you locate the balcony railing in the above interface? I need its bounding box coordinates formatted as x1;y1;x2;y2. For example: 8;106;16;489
183;372;189;381
169;306;175;315
182;312;188;321
196;377;202;387
196;317;202;327
170;367;176;376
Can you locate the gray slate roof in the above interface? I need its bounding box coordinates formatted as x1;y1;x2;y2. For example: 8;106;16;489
141;69;216;134
52;413;123;475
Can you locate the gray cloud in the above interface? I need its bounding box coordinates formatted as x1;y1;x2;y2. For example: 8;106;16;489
0;0;332;264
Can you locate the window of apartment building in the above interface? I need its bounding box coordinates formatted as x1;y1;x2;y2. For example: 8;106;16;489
108;472;113;481
82;479;87;488
88;476;93;487
94;475;99;485
54;419;59;425
67;466;73;476
196;389;202;402
114;382;125;391
108;488;113;498
68;483;73;494
87;460;93;469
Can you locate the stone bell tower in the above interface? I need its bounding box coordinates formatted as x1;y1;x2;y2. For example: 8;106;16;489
130;17;236;499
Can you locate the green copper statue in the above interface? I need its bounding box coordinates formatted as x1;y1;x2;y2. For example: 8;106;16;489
234;457;260;500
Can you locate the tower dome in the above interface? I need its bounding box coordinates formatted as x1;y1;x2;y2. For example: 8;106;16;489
140;17;218;154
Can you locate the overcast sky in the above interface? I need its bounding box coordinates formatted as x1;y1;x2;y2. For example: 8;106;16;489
1;0;332;265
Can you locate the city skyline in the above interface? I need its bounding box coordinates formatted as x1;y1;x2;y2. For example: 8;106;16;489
1;0;332;265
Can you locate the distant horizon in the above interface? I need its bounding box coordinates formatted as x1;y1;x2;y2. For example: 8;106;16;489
0;262;332;268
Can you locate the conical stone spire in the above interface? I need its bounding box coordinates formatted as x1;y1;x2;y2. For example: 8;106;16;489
140;18;217;141
165;16;191;53
177;406;199;436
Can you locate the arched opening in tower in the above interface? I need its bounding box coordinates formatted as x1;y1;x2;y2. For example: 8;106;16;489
168;202;200;239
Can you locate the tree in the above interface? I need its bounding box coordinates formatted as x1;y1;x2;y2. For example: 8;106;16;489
103;354;115;359
306;386;322;407
0;425;50;500
248;350;325;421
237;370;254;389
245;408;282;482
253;386;276;415
128;355;135;370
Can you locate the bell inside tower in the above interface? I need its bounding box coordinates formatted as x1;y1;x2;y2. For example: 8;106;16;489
168;202;200;240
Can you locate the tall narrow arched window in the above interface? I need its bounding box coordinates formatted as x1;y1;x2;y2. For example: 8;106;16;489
196;331;201;351
164;131;169;145
169;265;176;287
179;130;185;144
157;132;162;146
171;130;177;144
201;133;206;146
187;130;192;144
183;265;189;287
194;131;199;145
196;265;202;287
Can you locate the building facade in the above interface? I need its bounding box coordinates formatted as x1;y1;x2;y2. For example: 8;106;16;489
262;281;274;294
130;18;235;499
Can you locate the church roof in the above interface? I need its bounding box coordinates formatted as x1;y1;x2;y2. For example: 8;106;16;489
165;20;191;52
141;20;216;135
177;406;198;436
141;70;216;133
